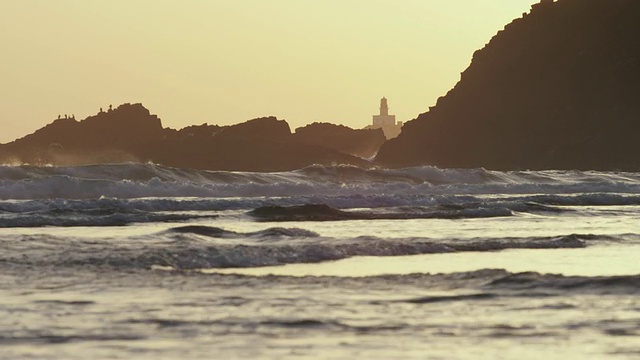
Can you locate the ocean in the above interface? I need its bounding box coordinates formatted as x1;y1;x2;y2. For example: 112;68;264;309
2;163;640;359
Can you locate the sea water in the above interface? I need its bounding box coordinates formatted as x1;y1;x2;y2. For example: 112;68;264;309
1;163;640;359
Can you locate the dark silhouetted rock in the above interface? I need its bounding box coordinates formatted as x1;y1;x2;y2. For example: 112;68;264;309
144;117;367;171
174;123;223;139
377;0;640;171
218;117;291;141
292;122;386;159
0;105;368;171
1;103;163;164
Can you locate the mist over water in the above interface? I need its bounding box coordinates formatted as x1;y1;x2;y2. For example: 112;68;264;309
3;163;640;359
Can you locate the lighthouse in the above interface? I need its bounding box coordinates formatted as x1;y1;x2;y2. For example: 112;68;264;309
373;97;395;127
370;97;403;139
380;97;389;116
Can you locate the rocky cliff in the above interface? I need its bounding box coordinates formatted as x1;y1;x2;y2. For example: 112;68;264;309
143;117;367;171
377;0;640;170
1;103;164;164
292;123;386;159
0;104;371;171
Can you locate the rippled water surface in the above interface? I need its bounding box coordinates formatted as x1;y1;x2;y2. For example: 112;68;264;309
2;164;640;359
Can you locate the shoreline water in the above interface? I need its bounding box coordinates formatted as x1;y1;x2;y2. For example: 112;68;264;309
3;163;640;359
209;244;640;278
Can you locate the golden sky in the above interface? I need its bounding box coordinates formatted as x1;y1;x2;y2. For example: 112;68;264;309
0;1;539;143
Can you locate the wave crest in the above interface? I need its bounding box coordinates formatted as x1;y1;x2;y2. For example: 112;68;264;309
3;163;640;199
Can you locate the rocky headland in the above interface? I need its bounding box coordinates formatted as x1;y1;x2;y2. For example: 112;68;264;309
0;104;383;171
292;122;385;159
376;0;640;171
4;0;637;172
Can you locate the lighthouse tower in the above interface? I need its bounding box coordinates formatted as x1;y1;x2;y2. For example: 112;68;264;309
380;97;389;116
371;97;403;139
373;97;395;127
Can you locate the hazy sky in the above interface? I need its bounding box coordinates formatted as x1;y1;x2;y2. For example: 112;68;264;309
0;1;539;143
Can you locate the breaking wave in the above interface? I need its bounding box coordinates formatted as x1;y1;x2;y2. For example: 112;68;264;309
0;198;579;227
167;225;320;238
368;270;640;296
0;210;217;228
3;163;640;200
0;230;610;270
484;271;640;293
2;193;639;227
247;202;566;222
3;193;640;215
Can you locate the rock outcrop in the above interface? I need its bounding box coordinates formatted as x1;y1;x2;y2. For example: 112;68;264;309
377;0;640;170
0;104;371;171
1;103;164;165
292;122;386;159
143;117;367;171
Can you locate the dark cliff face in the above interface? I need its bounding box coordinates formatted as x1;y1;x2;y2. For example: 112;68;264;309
218;117;291;141
377;0;640;171
0;105;369;171
292;123;386;159
7;103;163;150
143;117;367;171
2;103;164;164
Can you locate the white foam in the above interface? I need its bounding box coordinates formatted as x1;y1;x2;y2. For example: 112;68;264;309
2;163;640;200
